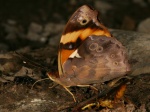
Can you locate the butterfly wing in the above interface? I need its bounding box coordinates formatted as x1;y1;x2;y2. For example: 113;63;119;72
59;35;130;87
58;5;112;75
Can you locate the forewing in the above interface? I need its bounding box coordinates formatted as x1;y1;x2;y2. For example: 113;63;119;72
58;5;111;76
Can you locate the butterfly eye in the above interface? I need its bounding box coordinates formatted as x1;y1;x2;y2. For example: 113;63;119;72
89;43;98;51
96;46;103;52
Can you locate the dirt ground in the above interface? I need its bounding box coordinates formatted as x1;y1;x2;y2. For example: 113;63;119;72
0;0;150;112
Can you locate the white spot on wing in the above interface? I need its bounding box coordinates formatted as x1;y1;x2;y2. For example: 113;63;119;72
69;50;82;58
78;16;83;21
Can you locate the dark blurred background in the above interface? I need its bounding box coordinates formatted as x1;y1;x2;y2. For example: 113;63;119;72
0;0;150;51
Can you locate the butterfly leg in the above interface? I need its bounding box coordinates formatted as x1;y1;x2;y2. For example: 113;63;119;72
63;86;76;102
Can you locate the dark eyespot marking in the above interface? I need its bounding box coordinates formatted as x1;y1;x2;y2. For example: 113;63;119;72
82;19;87;23
79;18;89;26
63;20;103;34
96;46;103;52
113;62;119;66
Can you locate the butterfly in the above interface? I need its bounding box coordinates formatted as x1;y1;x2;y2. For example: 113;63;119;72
48;5;130;102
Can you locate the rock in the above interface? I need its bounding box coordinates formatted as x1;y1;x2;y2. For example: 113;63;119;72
137;18;150;33
27;22;64;43
2;22;18;40
27;31;41;41
133;0;147;7
7;19;17;25
27;22;43;41
2;19;26;40
28;22;43;33
44;23;64;35
44;23;64;46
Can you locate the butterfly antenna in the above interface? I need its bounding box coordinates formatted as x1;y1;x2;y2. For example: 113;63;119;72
31;78;50;90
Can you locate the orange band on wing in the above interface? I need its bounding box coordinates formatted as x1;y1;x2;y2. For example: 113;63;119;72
80;28;111;39
61;49;75;64
60;28;111;45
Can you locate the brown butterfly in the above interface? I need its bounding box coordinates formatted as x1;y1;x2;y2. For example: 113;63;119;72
48;5;130;102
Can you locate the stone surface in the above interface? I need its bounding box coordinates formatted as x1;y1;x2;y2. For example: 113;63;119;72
137;18;150;33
